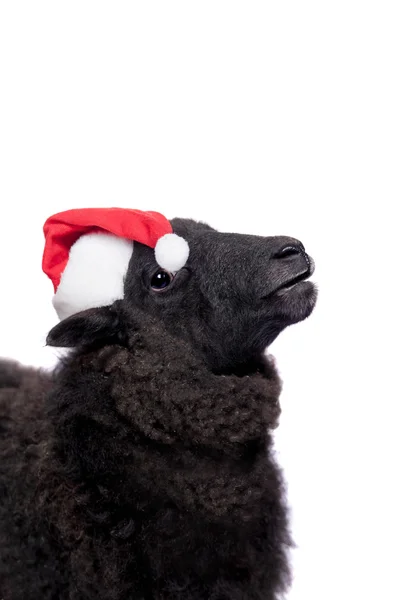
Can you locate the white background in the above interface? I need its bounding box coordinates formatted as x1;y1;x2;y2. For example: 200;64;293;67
0;2;399;598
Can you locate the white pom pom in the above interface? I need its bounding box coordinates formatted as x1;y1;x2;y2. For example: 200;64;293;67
154;233;190;273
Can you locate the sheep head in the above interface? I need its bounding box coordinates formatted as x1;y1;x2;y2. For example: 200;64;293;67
47;217;317;375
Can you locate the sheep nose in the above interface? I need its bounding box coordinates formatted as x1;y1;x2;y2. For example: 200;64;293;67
273;241;314;275
273;243;305;260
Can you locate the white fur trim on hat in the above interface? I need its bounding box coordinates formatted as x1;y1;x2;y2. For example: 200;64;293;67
154;234;190;273
53;233;133;321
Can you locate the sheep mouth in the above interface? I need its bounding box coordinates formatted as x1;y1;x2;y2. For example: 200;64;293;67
268;256;315;296
273;270;311;294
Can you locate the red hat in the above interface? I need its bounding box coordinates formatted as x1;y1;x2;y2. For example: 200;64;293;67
42;207;189;320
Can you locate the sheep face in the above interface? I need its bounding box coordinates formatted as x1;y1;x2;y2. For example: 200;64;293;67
47;218;317;373
123;218;317;373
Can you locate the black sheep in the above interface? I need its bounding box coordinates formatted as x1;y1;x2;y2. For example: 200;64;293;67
0;215;317;599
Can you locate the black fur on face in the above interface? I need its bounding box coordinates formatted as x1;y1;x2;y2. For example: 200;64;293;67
123;218;317;373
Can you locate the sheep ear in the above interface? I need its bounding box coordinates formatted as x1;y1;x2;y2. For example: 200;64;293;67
46;306;122;348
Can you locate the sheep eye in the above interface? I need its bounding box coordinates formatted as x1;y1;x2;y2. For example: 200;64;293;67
151;270;173;291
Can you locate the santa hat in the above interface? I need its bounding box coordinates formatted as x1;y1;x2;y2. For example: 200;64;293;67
42;208;189;320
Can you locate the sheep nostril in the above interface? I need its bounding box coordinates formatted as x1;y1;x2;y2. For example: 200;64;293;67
273;245;302;259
